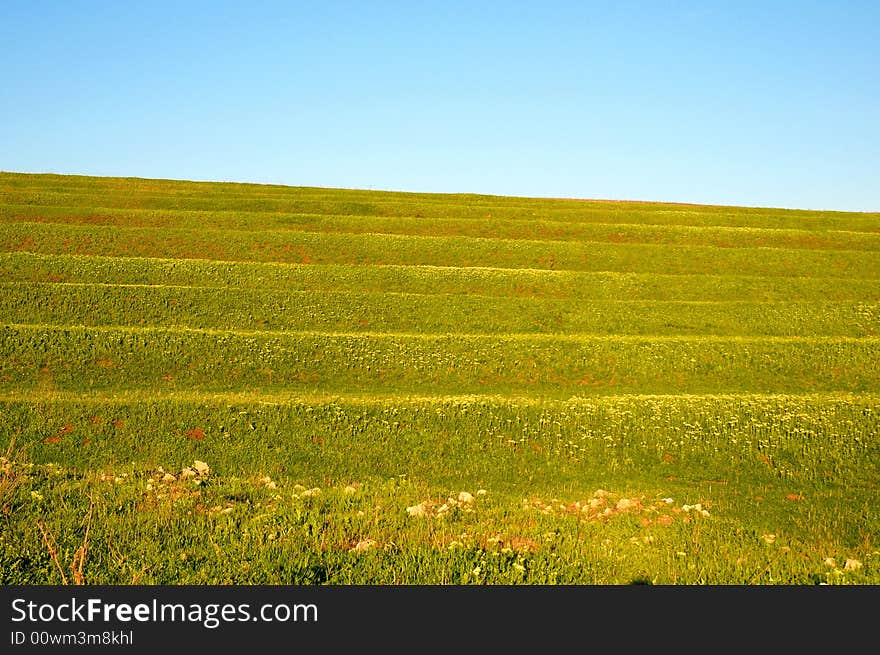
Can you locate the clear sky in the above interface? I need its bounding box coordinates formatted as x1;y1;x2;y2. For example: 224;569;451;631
2;1;878;211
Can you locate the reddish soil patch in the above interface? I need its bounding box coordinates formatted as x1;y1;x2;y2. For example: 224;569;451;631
185;428;206;441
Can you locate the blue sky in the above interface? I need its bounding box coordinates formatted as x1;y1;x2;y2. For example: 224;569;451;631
2;1;878;211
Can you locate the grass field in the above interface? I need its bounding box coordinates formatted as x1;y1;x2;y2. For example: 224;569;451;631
1;171;878;584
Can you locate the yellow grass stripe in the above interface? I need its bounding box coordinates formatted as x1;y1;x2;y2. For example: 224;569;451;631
3;250;877;283
3;281;873;305
4;322;880;344
5;219;878;254
1;389;877;407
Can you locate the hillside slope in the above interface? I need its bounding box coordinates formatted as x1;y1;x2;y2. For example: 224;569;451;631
1;171;877;584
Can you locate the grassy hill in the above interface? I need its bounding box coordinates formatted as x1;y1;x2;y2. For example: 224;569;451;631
1;171;878;584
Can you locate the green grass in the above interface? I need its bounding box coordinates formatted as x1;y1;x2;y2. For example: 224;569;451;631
5;204;880;250
5;252;879;301
3;283;878;336
4;222;879;277
2;324;879;396
1;171;878;585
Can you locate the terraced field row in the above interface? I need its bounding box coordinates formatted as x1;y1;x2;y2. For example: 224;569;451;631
2;391;875;483
3;282;878;336
6;252;879;300
4;222;879;277
5;205;880;249
4;323;879;396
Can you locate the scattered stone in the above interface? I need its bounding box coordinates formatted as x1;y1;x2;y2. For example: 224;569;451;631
351;539;377;553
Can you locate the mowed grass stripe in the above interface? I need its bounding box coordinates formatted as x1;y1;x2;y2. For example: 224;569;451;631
5;205;880;251
3;283;878;337
3;324;878;396
4;222;878;278
4;173;879;232
8;321;880;342
10;280;880;303
2;388;878;406
5;252;878;301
